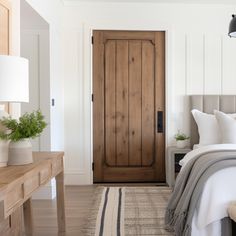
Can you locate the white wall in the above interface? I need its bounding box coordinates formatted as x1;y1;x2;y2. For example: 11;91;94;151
62;2;236;184
21;30;51;152
21;0;51;152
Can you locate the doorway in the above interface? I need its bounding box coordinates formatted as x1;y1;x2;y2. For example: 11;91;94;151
20;0;50;152
93;30;165;183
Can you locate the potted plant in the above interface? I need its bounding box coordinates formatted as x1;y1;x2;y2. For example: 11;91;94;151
0;111;47;165
174;130;189;148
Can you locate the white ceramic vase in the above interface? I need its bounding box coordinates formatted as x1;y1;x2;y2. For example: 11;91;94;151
176;140;187;149
0;140;9;167
8;139;33;165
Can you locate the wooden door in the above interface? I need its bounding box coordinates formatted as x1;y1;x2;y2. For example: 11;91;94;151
0;0;11;112
93;30;165;182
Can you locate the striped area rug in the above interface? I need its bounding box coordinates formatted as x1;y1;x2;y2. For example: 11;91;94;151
82;187;173;236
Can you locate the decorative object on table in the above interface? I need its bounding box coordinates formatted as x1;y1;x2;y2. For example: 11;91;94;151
174;130;189;148
0;111;47;165
229;14;236;37
0;55;29;166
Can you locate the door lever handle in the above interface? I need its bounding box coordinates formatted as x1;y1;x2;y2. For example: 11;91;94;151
157;111;164;133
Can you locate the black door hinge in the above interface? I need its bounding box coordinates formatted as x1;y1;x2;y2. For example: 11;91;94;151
92;94;94;102
92;162;94;171
91;36;94;44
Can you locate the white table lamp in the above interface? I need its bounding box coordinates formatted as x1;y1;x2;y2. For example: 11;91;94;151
0;55;29;102
0;55;29;166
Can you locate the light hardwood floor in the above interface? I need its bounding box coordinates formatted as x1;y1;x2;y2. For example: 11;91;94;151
33;186;96;236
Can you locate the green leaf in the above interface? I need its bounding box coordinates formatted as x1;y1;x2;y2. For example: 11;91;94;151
0;110;47;142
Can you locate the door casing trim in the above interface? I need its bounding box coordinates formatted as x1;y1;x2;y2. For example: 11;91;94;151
81;23;173;184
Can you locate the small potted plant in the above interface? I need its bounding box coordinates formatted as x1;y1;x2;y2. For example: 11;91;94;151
174;130;189;148
0;110;47;165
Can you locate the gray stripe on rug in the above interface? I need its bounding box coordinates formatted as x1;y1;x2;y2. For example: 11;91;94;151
117;188;122;236
99;187;110;236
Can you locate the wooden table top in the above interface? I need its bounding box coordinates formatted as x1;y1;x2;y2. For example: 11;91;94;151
0;151;65;232
0;152;64;190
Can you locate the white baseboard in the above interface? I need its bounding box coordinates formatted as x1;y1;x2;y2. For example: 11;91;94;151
65;172;91;185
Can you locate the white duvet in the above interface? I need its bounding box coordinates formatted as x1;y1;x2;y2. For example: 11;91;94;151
179;144;236;236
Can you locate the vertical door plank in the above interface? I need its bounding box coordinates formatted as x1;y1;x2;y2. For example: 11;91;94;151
155;32;165;181
93;31;105;181
128;40;142;166
105;40;116;166
116;41;129;166
141;41;155;166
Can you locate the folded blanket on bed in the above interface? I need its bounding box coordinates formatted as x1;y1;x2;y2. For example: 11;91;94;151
165;150;236;236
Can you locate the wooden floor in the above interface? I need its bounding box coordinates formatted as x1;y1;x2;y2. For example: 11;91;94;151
33;186;96;236
32;185;168;236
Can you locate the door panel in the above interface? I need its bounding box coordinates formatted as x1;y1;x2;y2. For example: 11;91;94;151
141;41;155;166
93;30;165;182
128;40;142;166
116;40;129;166
105;40;116;166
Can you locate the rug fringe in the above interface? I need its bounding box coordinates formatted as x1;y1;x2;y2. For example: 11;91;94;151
80;186;105;236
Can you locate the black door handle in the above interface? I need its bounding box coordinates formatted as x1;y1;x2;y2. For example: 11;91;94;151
157;111;164;133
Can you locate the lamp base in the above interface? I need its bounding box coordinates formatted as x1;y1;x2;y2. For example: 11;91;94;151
0;140;9;167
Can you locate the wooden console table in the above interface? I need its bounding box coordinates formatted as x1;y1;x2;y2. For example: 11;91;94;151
0;152;65;236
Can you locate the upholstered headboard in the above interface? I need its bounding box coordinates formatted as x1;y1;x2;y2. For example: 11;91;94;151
190;95;236;147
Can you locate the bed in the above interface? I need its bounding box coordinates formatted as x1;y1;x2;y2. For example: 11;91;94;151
165;95;236;236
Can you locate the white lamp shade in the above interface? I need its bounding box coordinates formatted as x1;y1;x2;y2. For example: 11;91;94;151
0;55;29;102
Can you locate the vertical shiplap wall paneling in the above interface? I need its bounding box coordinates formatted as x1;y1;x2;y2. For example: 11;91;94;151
174;33;231;139
222;36;236;94
204;35;222;94
186;34;204;95
172;33;187;143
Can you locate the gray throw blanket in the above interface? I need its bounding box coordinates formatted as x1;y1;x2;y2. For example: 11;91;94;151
165;150;236;236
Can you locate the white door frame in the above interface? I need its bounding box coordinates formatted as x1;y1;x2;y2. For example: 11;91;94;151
81;23;173;184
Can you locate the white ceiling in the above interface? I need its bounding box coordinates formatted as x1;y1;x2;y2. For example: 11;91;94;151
63;0;236;4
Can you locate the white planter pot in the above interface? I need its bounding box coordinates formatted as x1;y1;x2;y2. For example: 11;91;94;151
8;139;33;165
0;140;9;167
176;140;187;149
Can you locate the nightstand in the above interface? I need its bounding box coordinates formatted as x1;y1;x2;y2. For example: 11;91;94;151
166;146;192;187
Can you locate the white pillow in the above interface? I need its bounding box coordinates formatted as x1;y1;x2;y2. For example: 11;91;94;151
191;109;221;145
214;110;236;143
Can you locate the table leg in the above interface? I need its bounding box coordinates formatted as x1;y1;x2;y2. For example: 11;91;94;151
23;198;34;236
56;171;66;233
